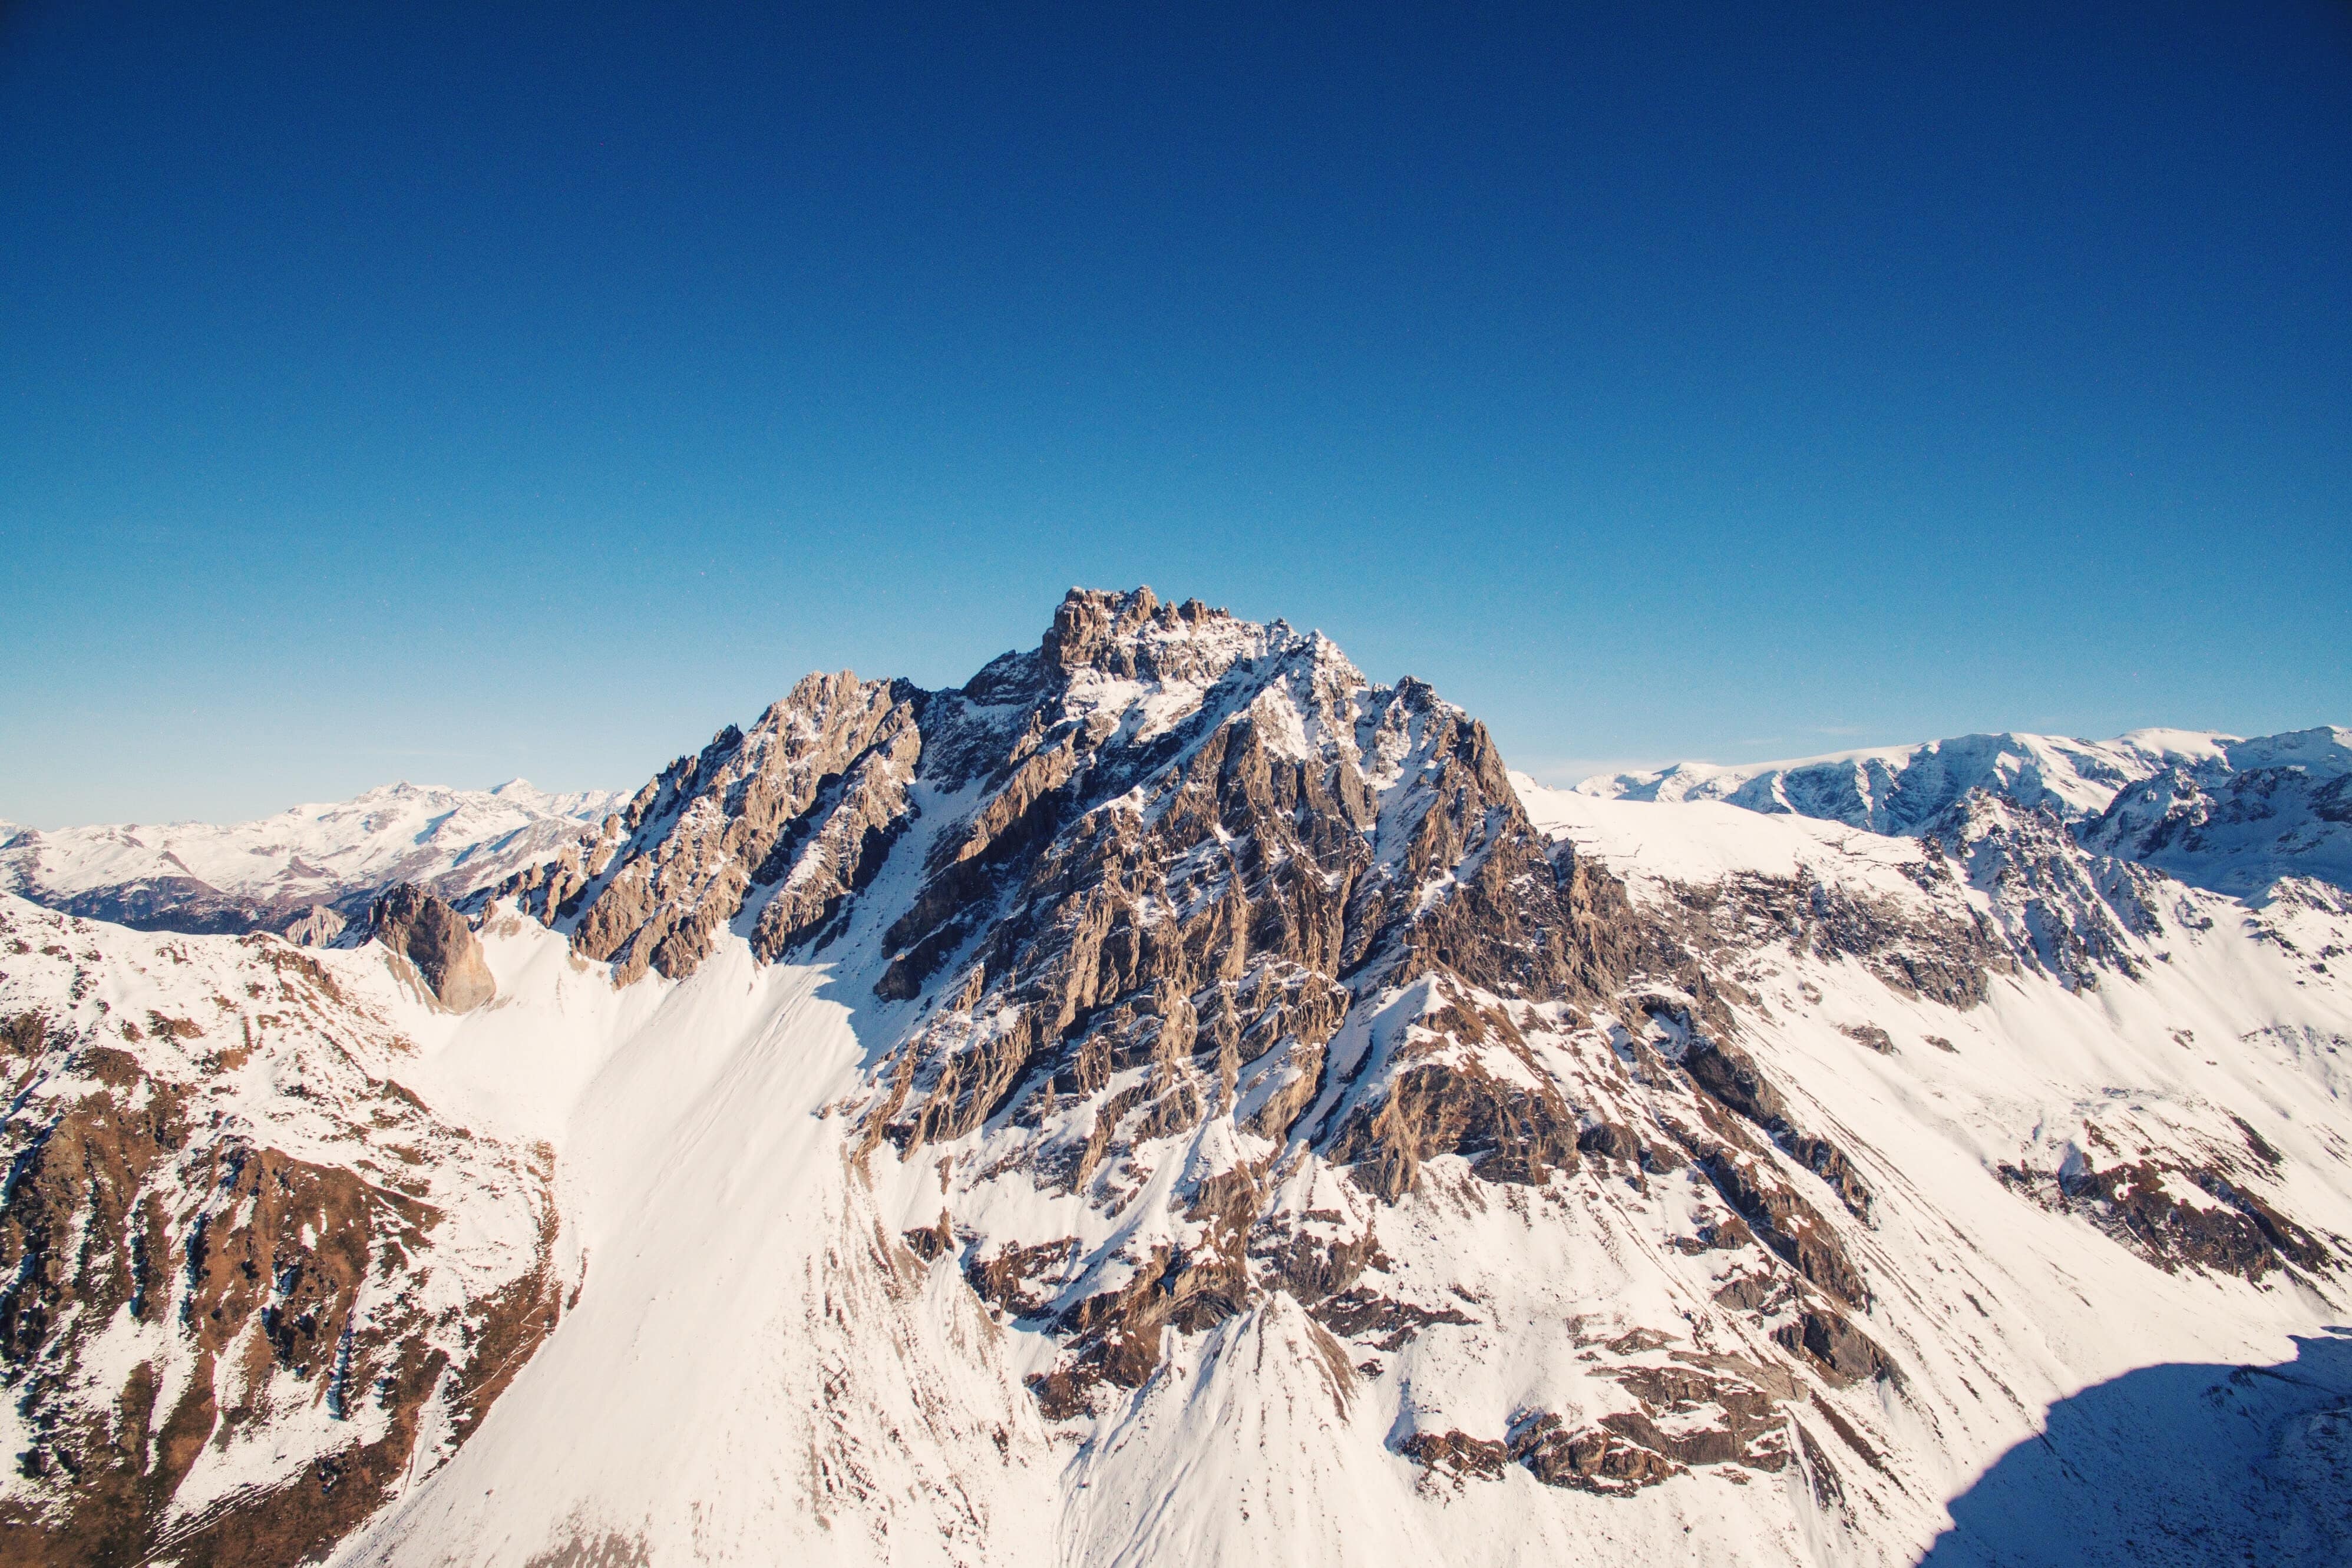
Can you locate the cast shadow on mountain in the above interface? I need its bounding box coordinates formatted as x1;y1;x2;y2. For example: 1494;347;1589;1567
1915;1327;2352;1567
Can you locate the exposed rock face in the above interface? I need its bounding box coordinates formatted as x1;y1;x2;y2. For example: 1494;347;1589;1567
1924;792;2161;990
468;587;1922;1443
487;671;924;986
278;904;346;947
360;884;495;1012
1997;1104;2337;1282
0;898;560;1568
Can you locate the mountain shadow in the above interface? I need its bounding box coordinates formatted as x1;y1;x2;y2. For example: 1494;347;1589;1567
1916;1328;2352;1566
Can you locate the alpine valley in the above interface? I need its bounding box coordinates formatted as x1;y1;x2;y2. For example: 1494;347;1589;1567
5;588;2348;1568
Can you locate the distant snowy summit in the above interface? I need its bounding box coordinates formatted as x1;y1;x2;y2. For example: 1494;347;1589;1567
0;777;621;941
1576;726;2351;899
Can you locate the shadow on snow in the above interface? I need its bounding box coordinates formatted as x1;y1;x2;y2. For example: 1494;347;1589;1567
1916;1327;2352;1566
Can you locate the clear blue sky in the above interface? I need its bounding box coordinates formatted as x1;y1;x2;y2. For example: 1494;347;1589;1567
4;2;2347;827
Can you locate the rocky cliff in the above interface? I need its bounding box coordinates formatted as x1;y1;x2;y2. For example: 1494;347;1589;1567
354;885;497;1013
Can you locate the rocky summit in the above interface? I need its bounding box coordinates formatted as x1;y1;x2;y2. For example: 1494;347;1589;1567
4;587;2350;1568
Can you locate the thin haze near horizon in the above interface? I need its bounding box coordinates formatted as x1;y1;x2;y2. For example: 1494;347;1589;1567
4;3;2347;829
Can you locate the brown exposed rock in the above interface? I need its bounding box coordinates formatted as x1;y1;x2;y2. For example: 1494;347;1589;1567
1649;866;2007;1011
1324;1058;1580;1199
1399;1429;1511;1480
1693;1148;1871;1309
362;884;495;1013
1839;1023;1895;1054
1575;1120;1650;1165
553;673;928;985
1510;1414;1685;1496
1395;1349;1803;1497
1250;1220;1379;1307
1773;1305;1894;1387
1016;1171;1280;1411
1712;1271;1787;1312
966;1237;1079;1318
901;1213;956;1263
1682;1033;1873;1221
277;904;347;948
1;1012;46;1058
1309;1288;1474;1352
1998;1152;2332;1281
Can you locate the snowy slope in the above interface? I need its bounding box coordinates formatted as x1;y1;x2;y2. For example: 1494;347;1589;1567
1575;730;2231;828
0;780;620;941
10;590;2352;1568
1579;727;2351;899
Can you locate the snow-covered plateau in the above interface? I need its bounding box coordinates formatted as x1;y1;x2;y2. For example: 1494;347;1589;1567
3;588;2347;1568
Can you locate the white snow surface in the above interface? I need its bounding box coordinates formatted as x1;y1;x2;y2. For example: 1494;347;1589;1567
1574;726;2352;900
1573;730;2234;828
0;780;620;925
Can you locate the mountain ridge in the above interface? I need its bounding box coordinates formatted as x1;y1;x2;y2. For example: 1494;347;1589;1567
2;587;2348;1568
0;780;622;944
1577;725;2351;900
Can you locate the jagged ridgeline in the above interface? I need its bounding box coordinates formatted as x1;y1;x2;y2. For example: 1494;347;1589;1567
486;588;1646;1146
5;586;2347;1568
468;590;1908;1429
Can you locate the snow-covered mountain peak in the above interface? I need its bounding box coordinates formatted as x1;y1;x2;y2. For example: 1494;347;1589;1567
2226;723;2352;770
9;590;2351;1568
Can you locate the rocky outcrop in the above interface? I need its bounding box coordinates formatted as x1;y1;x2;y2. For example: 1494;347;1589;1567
1999;1149;2334;1282
361;883;495;1012
484;671;926;986
1403;1347;1797;1497
277;903;346;947
0;900;560;1568
1923;792;2160;989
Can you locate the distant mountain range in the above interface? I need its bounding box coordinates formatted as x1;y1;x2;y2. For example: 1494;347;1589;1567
0;778;619;942
1578;726;2352;899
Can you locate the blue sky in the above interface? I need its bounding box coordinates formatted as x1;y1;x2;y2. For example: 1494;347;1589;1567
4;2;2347;827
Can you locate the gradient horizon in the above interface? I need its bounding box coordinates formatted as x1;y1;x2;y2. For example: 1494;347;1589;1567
4;2;2347;828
